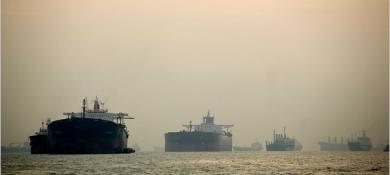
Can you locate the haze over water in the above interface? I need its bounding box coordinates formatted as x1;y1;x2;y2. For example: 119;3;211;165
2;0;388;152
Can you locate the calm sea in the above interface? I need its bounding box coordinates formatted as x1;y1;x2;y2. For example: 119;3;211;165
1;152;388;175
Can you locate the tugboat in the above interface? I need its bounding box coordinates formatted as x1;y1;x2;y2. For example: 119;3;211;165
29;97;135;154
318;136;348;151
266;127;302;151
165;110;233;152
29;120;49;154
348;130;372;151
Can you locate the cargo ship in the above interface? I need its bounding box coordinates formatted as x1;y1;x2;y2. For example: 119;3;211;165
165;111;233;152
347;130;372;151
266;127;302;151
318;136;348;151
233;142;263;151
29;97;135;154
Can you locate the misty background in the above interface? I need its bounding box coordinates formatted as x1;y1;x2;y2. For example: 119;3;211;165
2;0;388;151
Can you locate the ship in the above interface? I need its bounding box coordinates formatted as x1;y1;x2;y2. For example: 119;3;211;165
29;121;49;154
233;142;263;151
29;97;135;154
165;111;233;152
347;130;372;151
318;136;348;151
266;127;302;151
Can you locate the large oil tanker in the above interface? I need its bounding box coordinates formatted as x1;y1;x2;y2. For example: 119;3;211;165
165;111;233;152
29;97;135;154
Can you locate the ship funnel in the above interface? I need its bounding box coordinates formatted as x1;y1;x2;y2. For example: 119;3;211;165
203;110;214;124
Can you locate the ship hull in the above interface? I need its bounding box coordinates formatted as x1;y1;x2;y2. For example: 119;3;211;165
165;132;232;152
48;118;128;154
29;135;47;154
318;142;348;151
348;142;371;151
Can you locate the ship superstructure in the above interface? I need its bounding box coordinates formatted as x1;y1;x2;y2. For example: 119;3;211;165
347;130;372;151
266;127;302;151
165;111;233;152
318;136;348;151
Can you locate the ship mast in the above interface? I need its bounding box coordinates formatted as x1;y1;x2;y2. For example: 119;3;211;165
82;98;87;118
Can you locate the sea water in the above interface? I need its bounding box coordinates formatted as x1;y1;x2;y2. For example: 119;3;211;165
1;152;388;175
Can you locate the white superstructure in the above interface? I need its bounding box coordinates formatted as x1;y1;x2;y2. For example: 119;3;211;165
63;97;133;123
182;111;233;133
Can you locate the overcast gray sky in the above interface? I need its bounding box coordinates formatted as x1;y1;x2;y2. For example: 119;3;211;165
2;0;388;151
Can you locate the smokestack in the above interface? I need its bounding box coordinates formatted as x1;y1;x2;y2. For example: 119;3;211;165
82;98;86;118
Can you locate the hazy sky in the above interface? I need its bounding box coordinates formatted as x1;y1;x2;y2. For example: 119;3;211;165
2;0;388;151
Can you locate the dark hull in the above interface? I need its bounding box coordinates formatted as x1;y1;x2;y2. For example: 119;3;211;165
29;135;47;154
266;143;302;151
348;142;371;151
318;142;348;151
165;131;232;152
48;118;128;154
